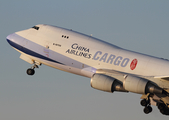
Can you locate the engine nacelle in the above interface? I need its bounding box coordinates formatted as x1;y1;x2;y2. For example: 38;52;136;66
123;75;164;94
91;74;127;93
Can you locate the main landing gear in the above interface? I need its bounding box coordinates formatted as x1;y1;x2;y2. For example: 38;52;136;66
140;93;169;115
26;62;41;75
140;95;152;114
157;103;169;115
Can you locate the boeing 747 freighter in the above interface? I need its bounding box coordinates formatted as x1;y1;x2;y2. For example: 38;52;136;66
6;24;169;115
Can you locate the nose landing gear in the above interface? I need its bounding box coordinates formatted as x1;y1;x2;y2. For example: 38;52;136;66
27;68;35;75
26;62;41;75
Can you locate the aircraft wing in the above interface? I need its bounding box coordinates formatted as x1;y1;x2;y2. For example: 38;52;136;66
95;69;145;83
95;69;128;83
96;69;169;107
97;69;169;82
154;76;169;81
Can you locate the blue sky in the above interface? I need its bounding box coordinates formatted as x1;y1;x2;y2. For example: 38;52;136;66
1;0;169;120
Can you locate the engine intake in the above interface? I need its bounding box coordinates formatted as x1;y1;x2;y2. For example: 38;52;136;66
91;74;127;93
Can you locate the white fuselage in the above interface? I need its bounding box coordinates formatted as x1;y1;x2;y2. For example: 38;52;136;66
6;24;169;88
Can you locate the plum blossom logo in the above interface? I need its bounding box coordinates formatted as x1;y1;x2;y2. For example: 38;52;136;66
130;59;138;70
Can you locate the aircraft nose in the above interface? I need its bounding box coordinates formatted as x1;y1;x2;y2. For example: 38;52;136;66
6;34;11;41
6;33;13;45
6;33;24;49
6;33;16;46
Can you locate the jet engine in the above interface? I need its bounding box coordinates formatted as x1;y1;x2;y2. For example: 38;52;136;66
91;73;167;95
90;74;127;93
123;75;165;95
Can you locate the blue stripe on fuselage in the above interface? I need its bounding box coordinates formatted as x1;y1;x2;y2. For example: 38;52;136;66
7;39;64;65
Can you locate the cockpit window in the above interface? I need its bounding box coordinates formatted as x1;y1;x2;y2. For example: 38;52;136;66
32;26;39;30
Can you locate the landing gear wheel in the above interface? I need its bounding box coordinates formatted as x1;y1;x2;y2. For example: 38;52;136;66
160;108;166;115
157;103;169;115
158;103;165;110
144;106;152;114
141;99;148;106
165;109;169;115
27;68;35;75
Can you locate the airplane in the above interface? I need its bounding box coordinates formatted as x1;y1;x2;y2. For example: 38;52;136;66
6;24;169;115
